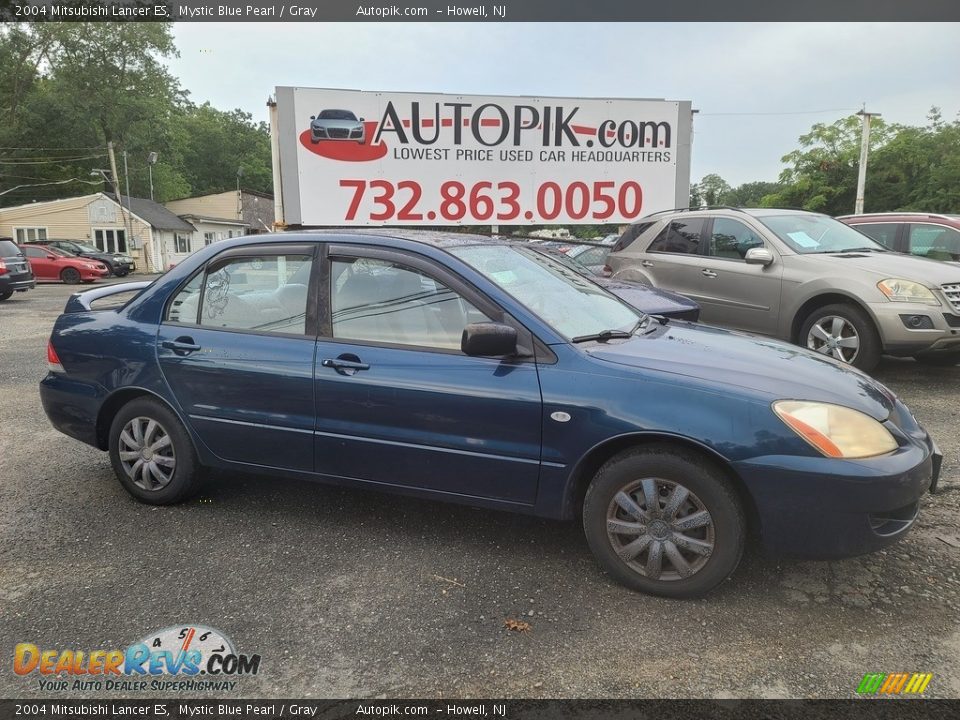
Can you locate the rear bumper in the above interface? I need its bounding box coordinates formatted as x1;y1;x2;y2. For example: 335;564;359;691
39;372;104;448
733;438;938;559
0;274;35;292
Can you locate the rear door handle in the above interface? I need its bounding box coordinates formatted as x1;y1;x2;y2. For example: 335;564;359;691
162;336;201;354
322;356;370;376
641;260;654;268
701;269;718;278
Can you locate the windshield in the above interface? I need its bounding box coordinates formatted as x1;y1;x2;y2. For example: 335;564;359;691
759;214;885;254
450;245;640;341
71;243;101;253
318;110;357;121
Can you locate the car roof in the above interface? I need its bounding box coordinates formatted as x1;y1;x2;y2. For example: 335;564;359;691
837;212;960;225
296;228;512;249
633;207;821;225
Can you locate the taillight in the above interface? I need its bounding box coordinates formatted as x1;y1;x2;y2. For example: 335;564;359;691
0;258;7;276
47;341;65;373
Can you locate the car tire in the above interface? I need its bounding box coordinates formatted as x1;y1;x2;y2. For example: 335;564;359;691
582;445;745;599
0;290;12;301
108;396;201;505
914;352;960;367
799;303;881;372
114;268;128;278
60;267;82;285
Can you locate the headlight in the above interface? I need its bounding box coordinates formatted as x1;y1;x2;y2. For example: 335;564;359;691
877;278;940;306
773;400;897;458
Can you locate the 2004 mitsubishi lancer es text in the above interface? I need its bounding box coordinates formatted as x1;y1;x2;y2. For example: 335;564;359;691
39;230;941;598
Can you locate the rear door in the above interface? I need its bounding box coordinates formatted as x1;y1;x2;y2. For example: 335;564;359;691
636;217;708;299
312;244;543;505
157;244;319;472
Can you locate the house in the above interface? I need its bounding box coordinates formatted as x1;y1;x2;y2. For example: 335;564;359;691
0;193;248;272
164;189;275;235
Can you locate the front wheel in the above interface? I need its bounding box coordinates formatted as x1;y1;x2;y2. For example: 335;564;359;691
60;267;81;284
113;268;128;278
583;446;745;598
799;303;881;372
108;397;201;504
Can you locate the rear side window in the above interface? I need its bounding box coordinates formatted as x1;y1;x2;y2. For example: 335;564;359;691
167;254;313;335
0;240;23;258
852;223;899;250
647;218;705;255
908;224;960;261
612;221;656;253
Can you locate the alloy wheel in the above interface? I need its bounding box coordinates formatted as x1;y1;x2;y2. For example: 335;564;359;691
605;477;715;581
806;315;860;363
118;416;177;491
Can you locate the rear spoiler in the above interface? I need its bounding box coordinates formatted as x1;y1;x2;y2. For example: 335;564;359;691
64;281;153;313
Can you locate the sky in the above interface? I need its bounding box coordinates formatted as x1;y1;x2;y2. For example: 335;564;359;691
168;22;960;187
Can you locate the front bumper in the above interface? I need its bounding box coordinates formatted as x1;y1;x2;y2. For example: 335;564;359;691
733;435;939;559
870;300;960;356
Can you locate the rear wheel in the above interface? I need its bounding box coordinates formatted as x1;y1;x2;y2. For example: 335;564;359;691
108;397;200;504
800;303;881;372
0;290;12;301
583;446;745;598
60;267;81;284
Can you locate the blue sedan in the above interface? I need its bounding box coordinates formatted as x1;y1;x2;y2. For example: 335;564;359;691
40;231;940;598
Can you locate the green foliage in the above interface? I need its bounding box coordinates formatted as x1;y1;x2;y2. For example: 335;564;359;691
0;23;272;208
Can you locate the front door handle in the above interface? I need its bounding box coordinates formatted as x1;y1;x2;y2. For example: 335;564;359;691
322;355;370;376
701;269;718;278
162;336;201;355
641;260;654;268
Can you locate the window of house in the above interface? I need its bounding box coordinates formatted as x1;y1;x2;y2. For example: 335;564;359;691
204;232;216;246
14;227;47;243
647;218;705;255
331;258;491;350
175;234;191;253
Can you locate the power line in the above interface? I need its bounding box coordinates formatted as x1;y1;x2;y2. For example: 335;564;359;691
0;154;108;165
0;146;106;151
0;177;103;197
697;108;859;117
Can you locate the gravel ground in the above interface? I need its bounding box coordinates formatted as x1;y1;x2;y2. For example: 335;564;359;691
1;279;958;700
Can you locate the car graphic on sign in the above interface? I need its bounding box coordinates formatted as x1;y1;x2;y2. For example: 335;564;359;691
309;109;366;144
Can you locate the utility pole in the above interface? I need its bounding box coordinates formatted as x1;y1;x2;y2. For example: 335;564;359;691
107;141;139;268
854;108;881;215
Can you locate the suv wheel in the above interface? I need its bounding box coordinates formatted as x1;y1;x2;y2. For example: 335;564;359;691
0;290;12;301
582;446;745;599
800;303;881;372
108;397;200;504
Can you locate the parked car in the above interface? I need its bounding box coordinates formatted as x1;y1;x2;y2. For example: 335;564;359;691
606;208;960;370
0;238;35;301
20;244;109;284
30;239;136;277
534;246;700;321
838;213;960;263
309;109;365;144
40;231;940;598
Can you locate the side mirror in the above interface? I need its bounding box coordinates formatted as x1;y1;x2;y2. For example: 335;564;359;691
47;254;57;260
745;247;774;266
359;117;365;122
310;115;316;120
461;322;518;357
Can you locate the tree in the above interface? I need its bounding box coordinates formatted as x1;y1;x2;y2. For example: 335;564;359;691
690;173;731;207
723;181;783;207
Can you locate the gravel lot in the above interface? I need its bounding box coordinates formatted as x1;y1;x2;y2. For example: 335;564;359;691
1;279;959;700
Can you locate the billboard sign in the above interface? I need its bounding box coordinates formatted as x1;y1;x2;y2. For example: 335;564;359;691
272;87;692;226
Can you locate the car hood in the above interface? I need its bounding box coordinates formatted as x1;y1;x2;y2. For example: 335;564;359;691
797;251;960;285
595;277;699;315
584;322;896;420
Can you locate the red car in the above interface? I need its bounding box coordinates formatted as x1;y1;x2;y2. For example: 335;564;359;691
20;244;110;284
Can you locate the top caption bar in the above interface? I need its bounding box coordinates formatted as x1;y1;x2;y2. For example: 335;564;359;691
3;0;960;22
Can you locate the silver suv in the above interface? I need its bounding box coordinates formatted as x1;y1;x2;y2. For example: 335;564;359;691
606;208;960;371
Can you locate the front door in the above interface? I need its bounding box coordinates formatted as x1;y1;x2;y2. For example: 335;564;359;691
312;247;543;505
157;246;318;472
94;228;126;254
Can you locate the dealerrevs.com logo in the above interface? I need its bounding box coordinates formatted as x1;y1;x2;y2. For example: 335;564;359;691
14;625;261;692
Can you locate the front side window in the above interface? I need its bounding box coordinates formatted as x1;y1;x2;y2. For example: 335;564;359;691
708;218;765;260
450;245;639;341
331;258;491;350
908;224;960;261
167;254;312;335
851;222;899;250
647;218;705;255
